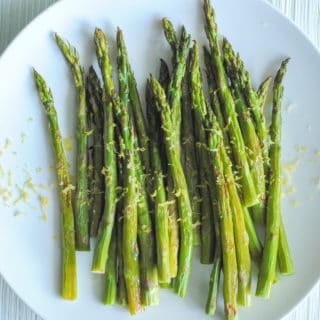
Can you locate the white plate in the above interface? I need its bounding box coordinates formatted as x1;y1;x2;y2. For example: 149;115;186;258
0;0;319;319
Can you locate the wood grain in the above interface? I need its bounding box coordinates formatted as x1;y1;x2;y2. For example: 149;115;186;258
0;0;319;319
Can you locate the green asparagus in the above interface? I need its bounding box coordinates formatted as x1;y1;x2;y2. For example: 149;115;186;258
207;119;238;320
203;0;258;207
146;80;171;285
55;33;89;250
257;76;272;110
150;75;194;297
158;59;180;279
86;66;105;236
117;29;159;306
94;28;142;314
34;70;77;300
256;58;290;298
91;100;117;273
223;39;266;225
104;227;117;305
189;42;214;263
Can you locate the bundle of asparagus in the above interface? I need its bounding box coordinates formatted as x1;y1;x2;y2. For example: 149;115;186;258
33;0;294;319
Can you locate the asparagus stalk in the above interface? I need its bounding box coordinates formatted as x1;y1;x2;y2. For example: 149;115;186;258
86;67;105;236
236;54;269;167
163;23;191;154
94;28;142;314
219;128;252;306
278;215;294;275
161;23;201;246
167;178;180;279
204;66;263;263
204;48;231;153
205;191;221;316
116;201;127;306
207;121;237;320
33;70;77;300
181;56;201;246
243;206;263;264
223;39;266;223
205;118;222;315
116;29;151;172
256;59;290;298
134;147;160;306
158;59;179;279
115;138;127;306
55;33;89;250
159;58;171;93
146;80;171;284
91;100;117;273
150;75;194;297
189;42;215;263
87;112;94;221
162;18;178;64
116;30;159;306
122;132;142;314
203;0;258;207
104;227;117;305
161;22;193;284
258;76;272;110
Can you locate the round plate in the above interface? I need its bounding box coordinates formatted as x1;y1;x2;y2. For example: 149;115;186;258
0;0;319;319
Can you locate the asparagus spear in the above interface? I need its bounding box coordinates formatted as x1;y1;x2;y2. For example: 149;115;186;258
161;21;202;251
189;42;214;263
91;100;117;273
161;20;193;284
205;188;221;316
161;22;192;280
146;80;171;285
256;58;290;298
243;206;263;264
237;59;292;273
133;147;160;306
150;75;194;297
104;227;117;305
181;56;201;247
94;28;142;314
207;121;237;320
55;33;89;250
159;58;171;93
204;64;263;265
121;132;142;314
223;39;266;223
278;216;294;275
116;30;159;306
236;54;269;168
203;0;258;207
163;22;191;155
87;112;94;221
86;67;105;236
33;70;77;300
116;137;127;307
258;76;272;110
158;59;180;279
204;48;231;152
162;18;178;64
205;118;222;316
116;198;127;306
162;22;202;246
116;29;151;173
219;127;252;306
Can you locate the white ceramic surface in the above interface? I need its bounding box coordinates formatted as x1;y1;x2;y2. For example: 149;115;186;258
0;0;319;319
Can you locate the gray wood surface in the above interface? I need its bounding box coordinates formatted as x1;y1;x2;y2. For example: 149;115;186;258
0;0;319;319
